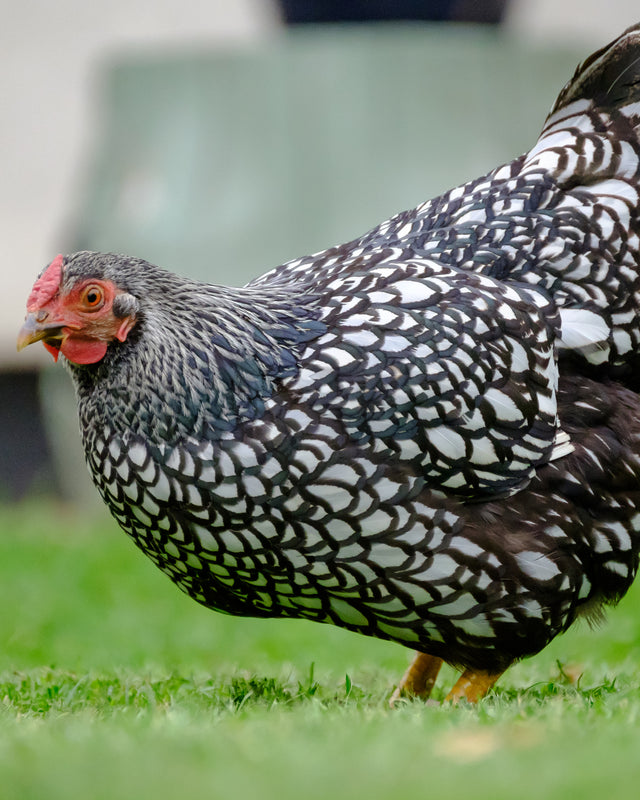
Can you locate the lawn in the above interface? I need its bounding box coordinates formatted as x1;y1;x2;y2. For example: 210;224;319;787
1;501;640;800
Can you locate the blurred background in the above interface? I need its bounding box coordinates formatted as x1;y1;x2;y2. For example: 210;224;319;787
2;0;640;501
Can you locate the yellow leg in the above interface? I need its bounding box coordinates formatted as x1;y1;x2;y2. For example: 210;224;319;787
445;667;503;704
389;651;444;707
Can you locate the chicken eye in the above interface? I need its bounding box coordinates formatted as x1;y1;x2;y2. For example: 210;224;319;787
83;285;104;309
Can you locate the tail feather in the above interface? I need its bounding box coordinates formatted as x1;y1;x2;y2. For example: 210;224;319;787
551;23;640;115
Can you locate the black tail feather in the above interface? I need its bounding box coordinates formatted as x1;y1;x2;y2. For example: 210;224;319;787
551;23;640;113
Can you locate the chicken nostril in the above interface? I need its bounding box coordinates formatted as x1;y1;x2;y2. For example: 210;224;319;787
35;310;49;323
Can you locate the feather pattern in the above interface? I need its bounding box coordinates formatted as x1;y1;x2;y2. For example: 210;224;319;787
22;25;640;687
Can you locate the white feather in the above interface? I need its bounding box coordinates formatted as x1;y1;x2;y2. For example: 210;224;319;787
558;308;609;353
549;429;574;462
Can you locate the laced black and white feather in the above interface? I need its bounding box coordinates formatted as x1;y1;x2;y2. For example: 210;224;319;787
56;24;640;674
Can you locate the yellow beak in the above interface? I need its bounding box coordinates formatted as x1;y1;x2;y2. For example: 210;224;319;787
17;313;64;351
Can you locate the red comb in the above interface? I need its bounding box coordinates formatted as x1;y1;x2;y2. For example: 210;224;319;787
27;254;64;311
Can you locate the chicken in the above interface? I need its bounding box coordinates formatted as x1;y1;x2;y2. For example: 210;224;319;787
18;24;640;704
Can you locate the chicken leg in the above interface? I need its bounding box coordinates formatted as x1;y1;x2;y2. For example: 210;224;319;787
390;653;503;706
389;651;444;706
444;668;503;704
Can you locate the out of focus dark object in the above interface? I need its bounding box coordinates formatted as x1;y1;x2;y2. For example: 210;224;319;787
278;0;508;24
0;371;57;499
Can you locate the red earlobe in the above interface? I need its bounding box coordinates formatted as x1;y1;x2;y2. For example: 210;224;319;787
116;317;136;343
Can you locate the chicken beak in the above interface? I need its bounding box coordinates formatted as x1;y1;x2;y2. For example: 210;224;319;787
17;313;64;352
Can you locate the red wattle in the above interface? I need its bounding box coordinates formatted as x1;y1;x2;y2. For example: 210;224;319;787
43;342;60;362
61;337;108;365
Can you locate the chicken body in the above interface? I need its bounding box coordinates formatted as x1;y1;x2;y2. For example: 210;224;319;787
19;24;640;700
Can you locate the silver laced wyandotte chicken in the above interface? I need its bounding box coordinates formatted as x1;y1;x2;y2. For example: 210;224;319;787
18;24;640;704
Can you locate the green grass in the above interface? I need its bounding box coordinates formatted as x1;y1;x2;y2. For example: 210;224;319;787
1;502;640;799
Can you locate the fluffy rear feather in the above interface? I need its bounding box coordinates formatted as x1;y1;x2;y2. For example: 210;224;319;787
551;22;640;113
